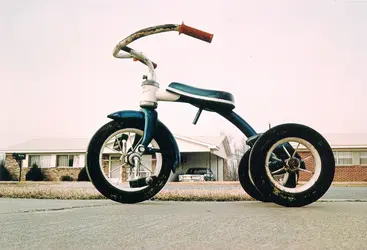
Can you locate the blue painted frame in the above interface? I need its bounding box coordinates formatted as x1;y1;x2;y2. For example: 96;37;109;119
137;107;259;147
136;106;260;153
107;109;181;173
218;110;257;138
140;108;158;147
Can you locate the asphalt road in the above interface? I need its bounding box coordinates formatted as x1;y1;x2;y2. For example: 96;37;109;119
1;199;366;250
321;186;367;200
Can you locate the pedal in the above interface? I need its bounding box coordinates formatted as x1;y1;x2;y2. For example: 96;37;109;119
129;176;157;188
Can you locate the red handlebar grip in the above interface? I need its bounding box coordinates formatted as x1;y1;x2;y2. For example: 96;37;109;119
178;22;214;43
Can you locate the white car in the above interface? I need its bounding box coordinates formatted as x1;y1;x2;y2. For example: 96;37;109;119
178;168;216;182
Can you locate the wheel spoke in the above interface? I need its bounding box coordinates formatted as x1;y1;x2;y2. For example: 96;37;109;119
115;135;122;151
132;135;143;152
282;145;291;157
106;146;122;154
109;163;127;174
272;167;286;175
140;162;153;174
299;167;314;174
302;155;313;163
271;153;282;161
292;143;300;157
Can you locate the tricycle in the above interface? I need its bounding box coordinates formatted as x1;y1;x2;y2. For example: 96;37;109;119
85;22;335;207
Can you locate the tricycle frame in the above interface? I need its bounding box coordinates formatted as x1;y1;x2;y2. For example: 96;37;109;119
111;22;258;151
124;90;258;151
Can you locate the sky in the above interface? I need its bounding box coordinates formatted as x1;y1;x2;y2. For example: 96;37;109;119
1;0;366;149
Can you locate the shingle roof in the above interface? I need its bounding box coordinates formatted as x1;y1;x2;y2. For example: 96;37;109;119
184;135;226;148
4;138;89;152
322;133;367;148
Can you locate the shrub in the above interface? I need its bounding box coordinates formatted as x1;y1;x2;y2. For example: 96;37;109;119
42;174;55;182
77;166;90;181
26;163;45;181
0;160;12;181
60;175;74;181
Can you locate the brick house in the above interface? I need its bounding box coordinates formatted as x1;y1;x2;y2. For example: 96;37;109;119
296;133;367;182
0;135;231;182
323;133;367;182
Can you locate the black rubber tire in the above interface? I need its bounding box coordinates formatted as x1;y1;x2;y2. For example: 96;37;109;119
86;119;172;204
239;149;298;202
249;123;335;207
238;150;272;202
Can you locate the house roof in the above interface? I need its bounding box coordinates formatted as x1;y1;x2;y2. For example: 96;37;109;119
174;134;232;158
183;135;226;148
2;134;231;157
278;133;367;151
192;135;232;156
322;133;367;148
3;138;89;153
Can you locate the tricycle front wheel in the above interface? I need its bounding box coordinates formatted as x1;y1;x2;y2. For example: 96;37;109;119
86;120;172;204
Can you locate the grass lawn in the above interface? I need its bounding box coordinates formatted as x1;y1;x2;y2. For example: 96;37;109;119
0;181;253;201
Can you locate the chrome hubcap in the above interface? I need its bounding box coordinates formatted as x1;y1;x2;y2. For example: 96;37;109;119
285;157;300;172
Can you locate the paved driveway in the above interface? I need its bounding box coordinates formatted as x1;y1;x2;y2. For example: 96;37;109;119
0;199;366;249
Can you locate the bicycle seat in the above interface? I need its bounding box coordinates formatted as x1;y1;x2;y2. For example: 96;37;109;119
167;82;235;111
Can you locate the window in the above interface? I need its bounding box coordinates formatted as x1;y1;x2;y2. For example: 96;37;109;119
28;155;51;168
56;155;75;167
110;156;120;161
333;152;353;165
360;152;367;165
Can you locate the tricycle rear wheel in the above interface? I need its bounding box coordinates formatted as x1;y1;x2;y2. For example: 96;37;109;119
249;123;335;207
238;149;299;202
238;150;272;202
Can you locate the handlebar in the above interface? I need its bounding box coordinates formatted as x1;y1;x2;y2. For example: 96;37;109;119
113;22;214;71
